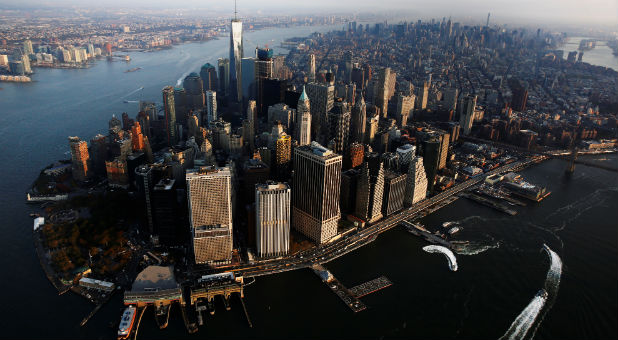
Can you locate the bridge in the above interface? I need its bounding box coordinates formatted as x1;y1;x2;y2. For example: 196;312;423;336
460;136;618;173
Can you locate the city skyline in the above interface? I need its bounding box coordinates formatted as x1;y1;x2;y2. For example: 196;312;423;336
1;1;617;339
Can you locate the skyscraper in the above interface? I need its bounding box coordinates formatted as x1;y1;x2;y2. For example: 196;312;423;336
205;90;217;127
327;102;351;154
23;39;33;56
135;165;154;234
350;95;366;144
152;178;180;246
417;81;429;110
255;48;274;116
306;82;335;143
218;58;230;97
296;86;311;145
162;86;177;146
229;11;243;103
255;182;291;258
200;63;218;92
394;94;415;127
396;144;416;172
292;142;342;244
354;157;384;223
68;136;90;182
382;170;407;216
242;57;256;100
307;53;316;82
375;67;396;117
187;166;233;265
183;73;204;110
275;133;292;180
345;142;364;169
458;94;477;135
404;156;428;206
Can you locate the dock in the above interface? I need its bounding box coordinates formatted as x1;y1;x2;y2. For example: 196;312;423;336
401;220;453;248
459;192;517;215
311;264;366;313
349;276;392;298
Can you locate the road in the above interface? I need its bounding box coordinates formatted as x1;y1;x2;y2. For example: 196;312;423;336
189;156;546;279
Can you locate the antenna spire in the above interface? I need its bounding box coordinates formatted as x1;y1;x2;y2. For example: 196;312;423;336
234;0;237;20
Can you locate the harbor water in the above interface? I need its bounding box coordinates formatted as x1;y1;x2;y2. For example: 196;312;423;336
0;25;616;339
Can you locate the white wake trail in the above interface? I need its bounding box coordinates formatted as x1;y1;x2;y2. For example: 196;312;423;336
498;244;562;340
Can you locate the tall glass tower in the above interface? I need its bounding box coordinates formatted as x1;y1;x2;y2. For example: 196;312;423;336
229;4;243;104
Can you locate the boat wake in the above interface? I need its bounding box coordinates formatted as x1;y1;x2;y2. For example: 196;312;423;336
453;241;500;256
498;244;562;340
121;86;144;99
423;245;458;271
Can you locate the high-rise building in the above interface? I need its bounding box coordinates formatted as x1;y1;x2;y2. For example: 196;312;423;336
340;168;359;214
296;87;311;145
375;67;396;117
416;81;429;110
366;114;379;145
512;87;528;112
23;39;33;55
396;144;416;172
275;133;292;180
307;54;316;82
218;58;230;97
229;15;243;103
306;82;335;142
327;102;351;154
420;139;441;194
68;136;90;182
458;95;477;135
162;86;177;146
255;48;274;116
205;90;217;127
394;94;415;127
443;88;458;112
242;57;256;100
106;157;129;188
200;63;218;92
255;182;291;258
131;122;145;151
89;134;107;177
135;165;154;234
404;156;428;205
267;103;294;132
152;178;180;246
292;142;342;244
345;142;364;169
350;95;366;144
354;158;384;223
187;166;233;264
183;73;204;110
382;170;407;216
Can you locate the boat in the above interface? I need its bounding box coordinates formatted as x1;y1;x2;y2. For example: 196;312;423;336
536;289;548;299
448;227;461;235
124;67;141;73
117;306;137;340
442;221;456;228
154;304;171;329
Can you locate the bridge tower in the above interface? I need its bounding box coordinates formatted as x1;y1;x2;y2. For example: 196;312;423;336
565;129;578;175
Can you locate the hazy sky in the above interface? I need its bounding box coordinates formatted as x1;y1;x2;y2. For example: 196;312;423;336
1;0;617;25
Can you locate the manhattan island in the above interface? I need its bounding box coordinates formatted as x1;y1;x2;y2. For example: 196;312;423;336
26;11;618;339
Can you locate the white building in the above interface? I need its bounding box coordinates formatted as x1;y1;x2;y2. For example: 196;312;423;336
404;156;428;205
255;182;291;258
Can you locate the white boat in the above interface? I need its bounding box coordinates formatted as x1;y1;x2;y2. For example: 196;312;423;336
118;306;137;339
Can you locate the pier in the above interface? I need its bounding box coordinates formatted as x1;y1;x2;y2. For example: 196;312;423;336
459;191;518;215
311;264;366;312
402;220;453;248
349;276;393;298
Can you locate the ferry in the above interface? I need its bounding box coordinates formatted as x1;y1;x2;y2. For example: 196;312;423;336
117;305;137;340
536;289;548;300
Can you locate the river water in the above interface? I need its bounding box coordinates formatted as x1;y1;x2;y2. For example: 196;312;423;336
559;36;618;71
1;25;617;339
